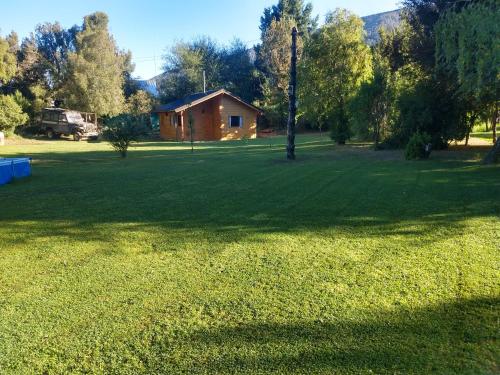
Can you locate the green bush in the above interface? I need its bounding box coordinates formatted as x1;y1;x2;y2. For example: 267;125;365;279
330;105;351;145
405;131;432;160
0;94;29;135
102;114;150;158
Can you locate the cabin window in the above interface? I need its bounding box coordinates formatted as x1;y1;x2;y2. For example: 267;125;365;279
170;114;178;127
229;116;243;128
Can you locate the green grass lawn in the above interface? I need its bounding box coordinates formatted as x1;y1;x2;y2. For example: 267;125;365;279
471;132;496;143
0;136;499;374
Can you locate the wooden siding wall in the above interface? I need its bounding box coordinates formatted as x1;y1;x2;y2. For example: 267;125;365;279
158;94;258;141
219;95;258;140
184;98;217;141
159;112;177;140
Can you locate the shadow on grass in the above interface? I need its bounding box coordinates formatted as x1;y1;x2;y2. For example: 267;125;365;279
136;297;498;373
0;140;498;252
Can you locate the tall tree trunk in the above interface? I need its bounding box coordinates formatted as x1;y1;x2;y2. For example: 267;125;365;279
465;114;477;147
484;104;499;164
492;104;498;144
286;27;298;161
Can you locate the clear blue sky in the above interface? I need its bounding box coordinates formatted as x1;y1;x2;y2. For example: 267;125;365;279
1;0;400;79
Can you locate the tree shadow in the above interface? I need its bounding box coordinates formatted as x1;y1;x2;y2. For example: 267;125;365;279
138;297;499;373
1;140;498;253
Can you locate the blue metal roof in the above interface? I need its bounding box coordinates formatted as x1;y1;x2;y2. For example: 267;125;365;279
153;90;217;113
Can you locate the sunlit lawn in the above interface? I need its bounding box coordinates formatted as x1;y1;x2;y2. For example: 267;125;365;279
471;132;496;143
0;135;498;374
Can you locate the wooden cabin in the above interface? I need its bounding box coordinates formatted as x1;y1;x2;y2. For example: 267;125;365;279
153;89;261;142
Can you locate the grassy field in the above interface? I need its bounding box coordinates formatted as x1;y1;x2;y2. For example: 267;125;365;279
0;135;499;374
471;132;496;143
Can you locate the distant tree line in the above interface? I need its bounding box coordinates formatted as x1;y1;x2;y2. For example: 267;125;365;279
155;0;498;158
0;12;153;135
0;0;498;162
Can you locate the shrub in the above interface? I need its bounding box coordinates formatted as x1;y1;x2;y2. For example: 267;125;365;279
330;105;351;145
102;114;150;158
0;95;29;135
405;131;432;160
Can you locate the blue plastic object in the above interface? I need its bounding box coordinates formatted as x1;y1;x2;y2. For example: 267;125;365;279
0;158;31;186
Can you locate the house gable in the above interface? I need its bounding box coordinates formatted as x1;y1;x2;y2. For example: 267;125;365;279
153;89;261;115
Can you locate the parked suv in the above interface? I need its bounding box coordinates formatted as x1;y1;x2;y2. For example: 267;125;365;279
40;108;99;141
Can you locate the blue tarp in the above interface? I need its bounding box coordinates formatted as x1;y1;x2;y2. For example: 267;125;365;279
0;158;31;186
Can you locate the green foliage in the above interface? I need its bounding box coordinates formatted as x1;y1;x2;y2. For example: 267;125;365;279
349;54;393;145
159;37;260;105
220;39;261;103
60;12;127;116
0;136;498;373
436;1;498;100
401;0;467;73
0;94;29;134
0;36;17;84
394;69;466;148
259;17;303;128
260;0;317;38
12;90;31;115
299;9;372;135
102;114;149;158
29;84;50;116
33;22;78;90
14;35;47;100
329;101;351;144
405;131;432;160
159;37;223;102
435;0;499;141
125;90;154;115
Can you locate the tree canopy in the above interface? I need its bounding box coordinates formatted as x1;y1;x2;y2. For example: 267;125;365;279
299;9;372;141
0;36;17;84
60;12;128;116
260;0;317;37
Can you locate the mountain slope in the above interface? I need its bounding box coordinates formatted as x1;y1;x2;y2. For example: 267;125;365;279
362;9;401;45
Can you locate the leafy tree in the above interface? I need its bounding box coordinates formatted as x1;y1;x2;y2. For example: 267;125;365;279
299;9;372;143
435;0;499;145
220;39;261;103
34;22;78;89
159;37;223;102
401;0;474;73
102;114;149;158
349;55;392;146
389;64;466;148
260;0;317;38
125;90;154;115
6;32;19;55
61;12;127;116
16;35;46;88
0;94;29;134
260;17;303;128
0;35;17;84
376;23;413;73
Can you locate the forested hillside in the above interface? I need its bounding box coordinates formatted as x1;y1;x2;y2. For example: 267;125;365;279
362;10;401;45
